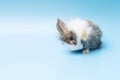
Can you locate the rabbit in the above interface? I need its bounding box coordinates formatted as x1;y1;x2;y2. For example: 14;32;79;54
56;18;102;54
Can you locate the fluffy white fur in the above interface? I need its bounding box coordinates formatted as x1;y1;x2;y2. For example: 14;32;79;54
64;18;92;51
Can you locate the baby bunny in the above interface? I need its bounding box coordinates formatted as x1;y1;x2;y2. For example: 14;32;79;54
56;18;102;54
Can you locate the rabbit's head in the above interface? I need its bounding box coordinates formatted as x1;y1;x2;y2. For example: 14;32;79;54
56;18;77;46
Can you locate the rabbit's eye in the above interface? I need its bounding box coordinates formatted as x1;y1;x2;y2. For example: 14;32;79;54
70;37;73;40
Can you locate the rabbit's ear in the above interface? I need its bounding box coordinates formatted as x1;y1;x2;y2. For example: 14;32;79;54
56;18;69;36
86;20;95;27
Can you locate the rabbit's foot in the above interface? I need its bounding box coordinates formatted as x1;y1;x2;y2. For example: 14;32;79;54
82;49;89;54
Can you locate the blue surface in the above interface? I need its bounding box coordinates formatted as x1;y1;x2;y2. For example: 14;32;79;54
0;0;120;80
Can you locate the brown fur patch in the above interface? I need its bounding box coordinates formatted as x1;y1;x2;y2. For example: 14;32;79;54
81;29;87;41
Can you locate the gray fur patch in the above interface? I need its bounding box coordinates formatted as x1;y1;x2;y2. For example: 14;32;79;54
82;25;102;50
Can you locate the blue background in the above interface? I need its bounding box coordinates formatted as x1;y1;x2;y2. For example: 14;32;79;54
0;0;120;80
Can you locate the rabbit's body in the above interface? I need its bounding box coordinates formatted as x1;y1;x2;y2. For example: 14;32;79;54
56;18;102;54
